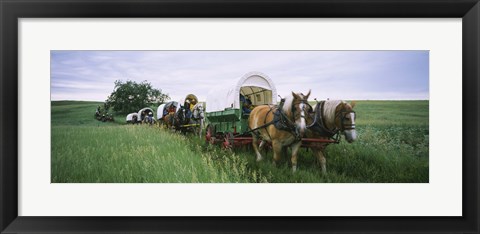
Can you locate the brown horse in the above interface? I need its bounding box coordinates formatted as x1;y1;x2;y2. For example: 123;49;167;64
248;91;312;172
163;112;176;130
306;100;357;174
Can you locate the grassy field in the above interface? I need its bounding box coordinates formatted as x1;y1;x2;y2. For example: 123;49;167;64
51;100;428;183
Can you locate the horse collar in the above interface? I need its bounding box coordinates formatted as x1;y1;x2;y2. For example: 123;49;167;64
272;99;301;140
307;101;339;138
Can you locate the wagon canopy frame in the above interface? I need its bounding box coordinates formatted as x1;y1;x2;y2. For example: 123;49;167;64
206;71;278;113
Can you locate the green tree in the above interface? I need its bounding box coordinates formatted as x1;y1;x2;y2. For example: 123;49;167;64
106;80;170;114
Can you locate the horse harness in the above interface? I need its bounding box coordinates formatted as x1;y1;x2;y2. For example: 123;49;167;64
307;101;356;143
248;98;311;141
191;106;204;122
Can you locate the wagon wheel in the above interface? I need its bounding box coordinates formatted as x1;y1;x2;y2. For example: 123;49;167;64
222;132;234;150
205;125;216;145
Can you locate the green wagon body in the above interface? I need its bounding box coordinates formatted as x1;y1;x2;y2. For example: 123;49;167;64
205;108;250;135
204;72;278;147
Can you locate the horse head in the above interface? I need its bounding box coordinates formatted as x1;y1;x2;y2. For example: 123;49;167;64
165;112;175;127
288;90;313;137
335;101;357;143
176;106;186;125
192;103;204;120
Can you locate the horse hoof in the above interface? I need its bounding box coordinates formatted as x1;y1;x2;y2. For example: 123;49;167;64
256;153;263;162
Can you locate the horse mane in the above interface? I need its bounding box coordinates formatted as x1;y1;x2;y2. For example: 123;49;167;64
282;94;294;114
322;100;345;129
193;103;203;109
192;103;203;119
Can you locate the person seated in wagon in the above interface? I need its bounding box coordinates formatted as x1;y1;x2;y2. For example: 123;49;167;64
184;99;192;119
145;111;154;124
168;103;176;114
240;94;253;114
163;106;169;117
184;96;197;119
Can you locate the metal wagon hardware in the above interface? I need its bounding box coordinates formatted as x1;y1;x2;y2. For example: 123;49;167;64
205;71;278;149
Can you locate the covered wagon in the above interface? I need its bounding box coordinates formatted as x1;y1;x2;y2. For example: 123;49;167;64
157;101;179;128
157;101;179;120
205;71;277;148
138;107;155;124
126;112;139;124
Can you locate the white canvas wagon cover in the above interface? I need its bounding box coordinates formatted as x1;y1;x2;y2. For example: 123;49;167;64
157;104;166;120
138;107;154;121
157;101;180;120
126;112;138;122
206;71;277;113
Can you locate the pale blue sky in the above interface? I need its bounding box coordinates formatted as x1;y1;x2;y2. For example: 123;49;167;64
51;51;429;102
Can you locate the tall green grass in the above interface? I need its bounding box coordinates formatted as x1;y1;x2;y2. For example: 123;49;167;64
51;100;428;183
51;101;269;182
52;125;268;182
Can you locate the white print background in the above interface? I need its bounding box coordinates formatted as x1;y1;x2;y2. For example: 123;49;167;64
19;18;461;216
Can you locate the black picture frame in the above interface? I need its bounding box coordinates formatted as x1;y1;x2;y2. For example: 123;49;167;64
1;0;479;233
